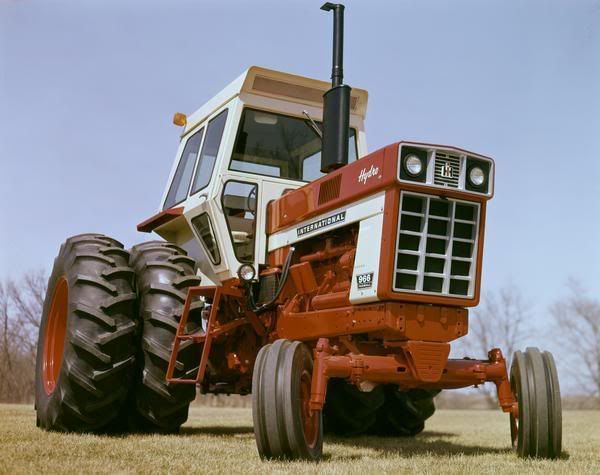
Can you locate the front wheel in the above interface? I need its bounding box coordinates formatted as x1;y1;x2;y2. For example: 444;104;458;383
510;347;562;459
252;340;323;461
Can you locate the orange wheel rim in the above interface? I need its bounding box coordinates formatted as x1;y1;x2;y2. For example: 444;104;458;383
43;277;69;396
510;413;518;448
509;374;519;449
300;369;319;448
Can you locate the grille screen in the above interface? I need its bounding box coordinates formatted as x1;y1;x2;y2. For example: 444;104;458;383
393;192;479;297
318;175;342;205
434;152;461;188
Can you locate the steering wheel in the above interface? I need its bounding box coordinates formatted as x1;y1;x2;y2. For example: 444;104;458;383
246;186;257;217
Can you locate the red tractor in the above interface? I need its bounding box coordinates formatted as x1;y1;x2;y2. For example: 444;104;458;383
36;3;561;460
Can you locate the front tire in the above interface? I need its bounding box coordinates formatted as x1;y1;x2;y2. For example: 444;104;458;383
35;234;137;432
252;340;323;461
510;347;562;459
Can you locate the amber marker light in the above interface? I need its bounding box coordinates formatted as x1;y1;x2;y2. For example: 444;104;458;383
172;112;187;127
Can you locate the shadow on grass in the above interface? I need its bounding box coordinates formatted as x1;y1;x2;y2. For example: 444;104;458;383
326;430;514;458
181;425;254;436
93;424;570;461
89;424;254;438
179;426;513;458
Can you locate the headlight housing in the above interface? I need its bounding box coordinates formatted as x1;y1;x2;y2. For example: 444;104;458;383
468;166;485;187
237;264;256;282
405;155;423;176
465;158;491;194
399;146;427;183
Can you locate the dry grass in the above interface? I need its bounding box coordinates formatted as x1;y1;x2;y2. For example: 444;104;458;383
0;404;598;474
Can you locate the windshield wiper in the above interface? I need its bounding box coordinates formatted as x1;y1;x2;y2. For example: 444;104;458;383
302;110;323;140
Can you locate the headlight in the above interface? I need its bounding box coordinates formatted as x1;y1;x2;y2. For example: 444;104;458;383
404;155;423;176
469;166;485;187
237;264;256;282
399;146;427;183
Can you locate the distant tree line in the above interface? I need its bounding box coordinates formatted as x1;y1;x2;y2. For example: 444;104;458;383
0;270;45;403
1;270;599;407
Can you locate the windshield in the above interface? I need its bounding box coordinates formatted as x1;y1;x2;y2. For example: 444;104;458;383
230;108;357;182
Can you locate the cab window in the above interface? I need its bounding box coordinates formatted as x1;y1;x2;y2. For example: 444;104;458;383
163;128;204;210
221;181;257;263
191;213;221;264
190;108;229;195
230;108;357;182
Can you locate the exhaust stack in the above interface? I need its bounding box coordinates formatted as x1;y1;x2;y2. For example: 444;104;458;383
320;2;352;173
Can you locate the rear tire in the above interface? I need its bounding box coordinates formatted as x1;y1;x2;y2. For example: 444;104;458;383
375;387;439;436
323;379;385;436
252;340;323;461
35;233;137;432
129;241;202;432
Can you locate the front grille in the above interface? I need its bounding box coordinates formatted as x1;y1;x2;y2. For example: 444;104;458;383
393;192;480;297
434;152;461;188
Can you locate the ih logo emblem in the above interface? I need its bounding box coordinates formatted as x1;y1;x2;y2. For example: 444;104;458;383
441;162;454;178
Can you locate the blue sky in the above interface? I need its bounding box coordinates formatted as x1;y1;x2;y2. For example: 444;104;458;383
1;0;599;331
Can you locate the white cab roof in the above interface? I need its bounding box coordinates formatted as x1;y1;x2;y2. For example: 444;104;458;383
182;66;369;136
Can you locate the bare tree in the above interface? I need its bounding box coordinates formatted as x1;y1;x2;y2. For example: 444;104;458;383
6;269;45;357
551;280;600;404
457;283;533;405
0;270;46;403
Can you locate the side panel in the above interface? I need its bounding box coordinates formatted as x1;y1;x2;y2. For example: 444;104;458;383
267;192;385;251
267;146;394;234
349;213;383;304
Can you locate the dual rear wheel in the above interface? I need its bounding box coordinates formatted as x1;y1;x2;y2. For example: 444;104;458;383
323;381;438;437
35;235;200;433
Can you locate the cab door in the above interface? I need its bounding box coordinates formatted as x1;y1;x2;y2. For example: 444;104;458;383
220;180;260;268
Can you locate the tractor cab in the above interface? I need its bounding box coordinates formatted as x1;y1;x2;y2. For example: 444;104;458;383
138;66;369;285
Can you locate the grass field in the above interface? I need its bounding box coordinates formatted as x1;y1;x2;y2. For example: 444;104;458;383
0;405;598;474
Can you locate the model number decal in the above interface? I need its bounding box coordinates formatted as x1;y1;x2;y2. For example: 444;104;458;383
296;211;346;237
356;272;374;289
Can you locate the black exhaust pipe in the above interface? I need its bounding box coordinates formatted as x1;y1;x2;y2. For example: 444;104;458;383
320;2;351;173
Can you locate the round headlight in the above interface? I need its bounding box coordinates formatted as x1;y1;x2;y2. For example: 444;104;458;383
404;155;423;176
469;167;486;187
237;264;256;282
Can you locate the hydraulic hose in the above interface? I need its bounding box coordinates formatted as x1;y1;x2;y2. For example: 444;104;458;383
246;247;295;315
